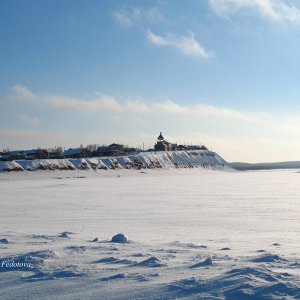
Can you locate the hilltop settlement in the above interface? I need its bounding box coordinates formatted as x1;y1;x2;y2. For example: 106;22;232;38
0;132;207;161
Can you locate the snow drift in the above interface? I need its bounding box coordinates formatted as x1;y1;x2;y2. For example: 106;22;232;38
0;150;230;172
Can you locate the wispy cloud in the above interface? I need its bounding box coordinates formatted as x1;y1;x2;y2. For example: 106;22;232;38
146;30;214;59
48;94;123;112
113;6;214;59
11;85;258;124
0;128;43;139
208;0;300;24
152;100;260;123
113;6;163;27
19;115;39;126
11;84;40;103
113;8;141;27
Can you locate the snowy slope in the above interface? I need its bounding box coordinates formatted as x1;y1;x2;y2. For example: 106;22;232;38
0;150;231;172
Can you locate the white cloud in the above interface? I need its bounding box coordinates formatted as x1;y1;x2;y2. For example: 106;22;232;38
146;30;214;59
113;8;141;27
0;128;43;139
0;129;84;150
113;6;214;59
194;104;261;122
208;0;300;24
19;115;40;126
113;6;163;27
11;84;40;103
146;30;170;46
7;84;300;162
11;85;258;123
47;94;123;112
152;100;261;123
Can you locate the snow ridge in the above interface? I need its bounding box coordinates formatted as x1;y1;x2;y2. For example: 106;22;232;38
0;150;231;172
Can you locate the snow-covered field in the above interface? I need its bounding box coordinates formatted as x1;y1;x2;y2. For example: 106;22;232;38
1;169;300;299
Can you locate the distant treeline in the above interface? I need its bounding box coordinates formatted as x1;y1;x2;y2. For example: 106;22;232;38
230;161;300;171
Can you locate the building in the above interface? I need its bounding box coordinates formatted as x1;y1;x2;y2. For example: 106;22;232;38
154;132;176;151
177;145;187;151
123;147;139;154
177;144;208;151
48;150;63;159
1;151;24;161
63;148;91;158
97;143;124;156
24;149;48;160
0;149;49;161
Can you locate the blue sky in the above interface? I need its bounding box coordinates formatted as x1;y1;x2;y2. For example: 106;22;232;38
2;0;300;162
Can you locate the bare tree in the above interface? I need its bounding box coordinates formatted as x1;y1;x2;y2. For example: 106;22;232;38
86;144;99;152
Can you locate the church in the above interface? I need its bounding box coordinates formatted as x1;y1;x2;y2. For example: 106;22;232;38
154;132;177;151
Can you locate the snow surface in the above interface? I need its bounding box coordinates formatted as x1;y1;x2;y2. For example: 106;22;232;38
0;168;300;299
0;150;229;172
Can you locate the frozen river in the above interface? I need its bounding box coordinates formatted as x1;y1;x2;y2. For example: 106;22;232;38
1;169;300;299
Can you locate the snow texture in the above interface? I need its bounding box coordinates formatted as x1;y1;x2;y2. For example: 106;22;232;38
0;168;300;299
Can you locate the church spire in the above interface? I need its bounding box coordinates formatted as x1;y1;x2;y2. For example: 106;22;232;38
157;132;164;141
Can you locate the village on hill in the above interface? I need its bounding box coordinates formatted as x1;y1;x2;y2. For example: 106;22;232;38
0;132;207;161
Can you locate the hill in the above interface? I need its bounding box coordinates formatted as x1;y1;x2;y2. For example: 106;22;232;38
230;161;300;170
0;150;231;172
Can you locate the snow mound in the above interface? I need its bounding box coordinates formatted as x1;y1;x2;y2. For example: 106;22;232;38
190;257;213;268
251;253;287;263
169;241;208;249
135;256;165;267
220;247;231;251
167;267;299;299
26;266;84;281
17;159;76;171
0;161;23;172
100;273;127;281
69;159;91;170
65;245;87;253
111;233;129;243
95;256;135;265
0;249;57;273
0;238;9;244
90;237;99;242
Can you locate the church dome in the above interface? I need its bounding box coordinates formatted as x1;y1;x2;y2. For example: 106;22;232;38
157;132;164;141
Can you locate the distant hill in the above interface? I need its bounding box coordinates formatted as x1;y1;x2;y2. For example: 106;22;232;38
0;150;231;172
230;161;300;171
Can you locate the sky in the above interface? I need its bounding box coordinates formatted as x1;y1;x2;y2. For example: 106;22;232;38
2;0;300;162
